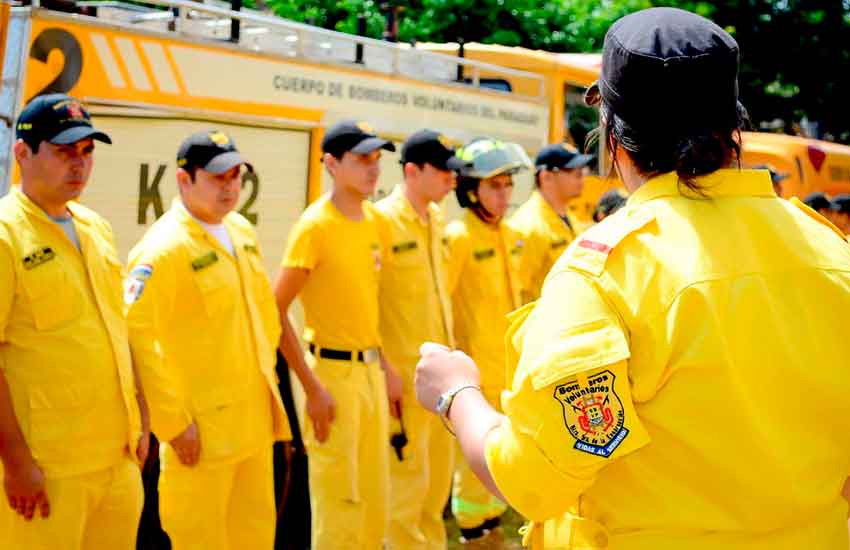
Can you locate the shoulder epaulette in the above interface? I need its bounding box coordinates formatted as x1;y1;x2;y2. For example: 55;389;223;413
566;207;655;276
789;197;847;241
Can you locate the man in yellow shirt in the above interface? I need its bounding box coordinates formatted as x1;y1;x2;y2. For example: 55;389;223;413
126;130;291;550
274;120;397;549
415;8;850;550
446;136;530;543
375;129;463;550
0;93;148;550
509;143;593;304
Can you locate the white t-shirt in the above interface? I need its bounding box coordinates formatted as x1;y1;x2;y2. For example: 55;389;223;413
50;215;81;251
181;203;235;255
196;219;235;256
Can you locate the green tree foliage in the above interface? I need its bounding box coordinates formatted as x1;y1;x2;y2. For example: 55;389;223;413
263;0;850;143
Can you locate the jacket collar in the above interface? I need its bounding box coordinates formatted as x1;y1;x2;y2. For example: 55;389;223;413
14;186;93;229
388;184;442;225
530;190;572;230
628;169;775;207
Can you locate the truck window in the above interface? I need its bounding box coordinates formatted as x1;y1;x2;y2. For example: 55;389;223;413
564;83;600;175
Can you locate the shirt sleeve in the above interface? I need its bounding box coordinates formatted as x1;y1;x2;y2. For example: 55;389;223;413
445;223;469;296
516;228;546;304
281;217;322;271
0;239;14;346
485;269;651;521
125;247;192;442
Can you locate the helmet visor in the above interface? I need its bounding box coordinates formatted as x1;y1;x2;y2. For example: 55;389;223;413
458;140;533;179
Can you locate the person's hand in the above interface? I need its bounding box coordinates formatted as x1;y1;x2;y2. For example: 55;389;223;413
170;422;200;466
136;431;150;467
415;343;480;413
135;406;151;466
305;383;336;443
384;361;404;419
3;454;49;520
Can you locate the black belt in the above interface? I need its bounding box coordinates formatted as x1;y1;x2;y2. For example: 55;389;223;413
308;344;378;363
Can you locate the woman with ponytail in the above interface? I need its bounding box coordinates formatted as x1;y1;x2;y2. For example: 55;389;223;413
416;7;850;550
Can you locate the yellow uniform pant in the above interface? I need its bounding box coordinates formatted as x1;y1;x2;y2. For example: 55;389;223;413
158;445;275;550
388;396;455;550
0;458;143;550
306;356;390;550
452;387;507;531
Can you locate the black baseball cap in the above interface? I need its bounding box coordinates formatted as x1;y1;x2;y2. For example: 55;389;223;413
595;189;627;220
585;8;740;133
535;143;594;172
830;194;850;214
321;120;396;157
177;130;253;174
400;130;468;171
751;164;788;185
803;192;832;212
16;93;111;146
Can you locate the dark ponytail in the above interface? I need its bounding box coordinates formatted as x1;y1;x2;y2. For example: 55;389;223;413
593;101;751;194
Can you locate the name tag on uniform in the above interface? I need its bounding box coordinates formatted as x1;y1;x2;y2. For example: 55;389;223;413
392;240;418;254
474;248;495;261
244;243;259;255
22;247;55;270
550;238;568;250
191;251;219;271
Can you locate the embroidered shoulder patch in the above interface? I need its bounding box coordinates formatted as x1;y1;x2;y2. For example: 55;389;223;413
554;369;628;458
474;248;495;260
22;247;55;270
392;240;418;254
191;251;219;271
124;264;153;305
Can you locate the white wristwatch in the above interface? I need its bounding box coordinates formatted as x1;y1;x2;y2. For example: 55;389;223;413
436;384;481;435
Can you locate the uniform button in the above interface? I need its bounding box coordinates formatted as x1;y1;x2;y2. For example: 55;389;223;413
595;532;609;547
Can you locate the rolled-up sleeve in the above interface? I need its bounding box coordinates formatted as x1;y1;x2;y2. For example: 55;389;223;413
485;270;651;521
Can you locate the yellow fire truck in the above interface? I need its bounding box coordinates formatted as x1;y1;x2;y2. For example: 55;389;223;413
422;42;850;217
0;0;551;270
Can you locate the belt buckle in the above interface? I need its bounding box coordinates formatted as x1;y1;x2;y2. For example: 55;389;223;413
362;348;379;364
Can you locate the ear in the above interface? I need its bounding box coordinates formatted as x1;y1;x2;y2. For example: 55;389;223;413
176;168;192;194
323;152;340;176
402;162;419;180
12;139;32;163
537;169;552;189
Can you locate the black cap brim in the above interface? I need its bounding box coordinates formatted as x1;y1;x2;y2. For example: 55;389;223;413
584;81;601;107
564;153;595;169
49;126;112;145
203;151;253;174
445;156;470;171
350;137;396;154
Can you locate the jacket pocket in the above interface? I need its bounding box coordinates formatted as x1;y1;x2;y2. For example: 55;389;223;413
192;268;233;317
191;383;254;460
20;261;80;331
